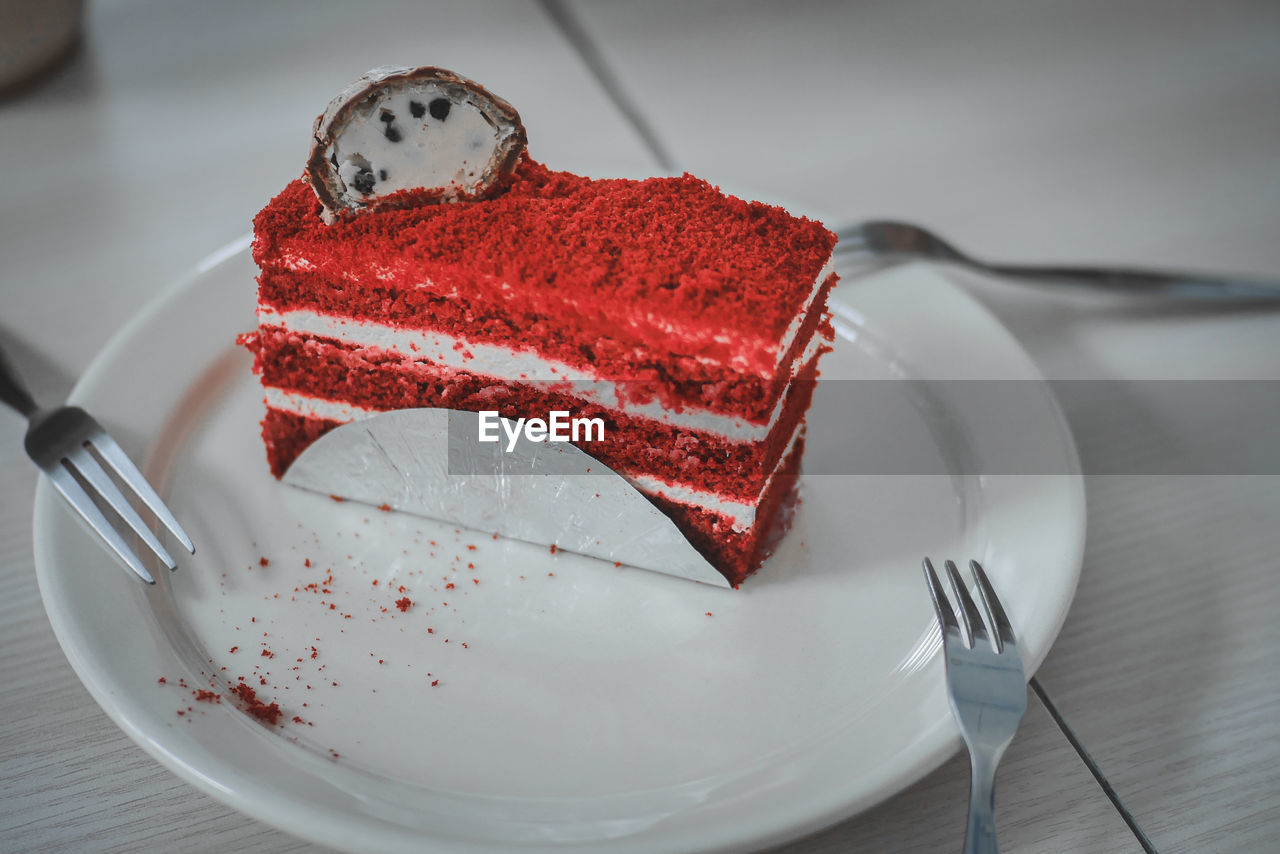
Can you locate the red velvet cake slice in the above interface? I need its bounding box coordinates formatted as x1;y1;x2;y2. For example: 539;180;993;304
243;66;837;586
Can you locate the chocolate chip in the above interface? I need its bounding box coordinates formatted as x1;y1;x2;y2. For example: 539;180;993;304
429;98;451;121
409;100;425;119
352;168;376;195
379;109;395;123
379;169;388;180
384;125;402;142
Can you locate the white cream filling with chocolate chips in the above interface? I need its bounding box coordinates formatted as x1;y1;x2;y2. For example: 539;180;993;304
328;79;513;202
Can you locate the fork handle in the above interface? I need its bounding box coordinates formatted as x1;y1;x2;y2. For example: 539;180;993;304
986;262;1280;301
964;754;1000;854
0;342;38;417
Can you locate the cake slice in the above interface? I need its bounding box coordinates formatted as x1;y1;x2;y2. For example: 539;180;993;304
243;67;837;586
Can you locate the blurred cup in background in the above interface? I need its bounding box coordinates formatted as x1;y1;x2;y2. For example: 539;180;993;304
0;0;83;95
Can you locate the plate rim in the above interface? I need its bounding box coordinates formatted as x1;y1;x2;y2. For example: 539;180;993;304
34;238;1085;853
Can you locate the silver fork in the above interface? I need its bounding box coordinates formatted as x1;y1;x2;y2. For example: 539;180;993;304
836;220;1280;300
1;344;193;584
923;558;1026;854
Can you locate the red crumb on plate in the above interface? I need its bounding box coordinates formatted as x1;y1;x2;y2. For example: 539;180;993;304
230;683;283;725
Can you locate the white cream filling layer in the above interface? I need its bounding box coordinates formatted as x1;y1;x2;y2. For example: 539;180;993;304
774;258;834;368
263;386;803;531
258;297;829;444
265;387;374;424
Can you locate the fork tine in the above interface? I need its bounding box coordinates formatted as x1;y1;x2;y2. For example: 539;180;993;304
834;227;868;248
922;558;960;636
833;226;873;257
833;242;871;259
46;464;155;584
87;430;195;554
64;449;176;570
970;560;1016;650
944;559;990;648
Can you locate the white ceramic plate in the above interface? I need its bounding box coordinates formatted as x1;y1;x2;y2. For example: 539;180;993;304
35;240;1083;853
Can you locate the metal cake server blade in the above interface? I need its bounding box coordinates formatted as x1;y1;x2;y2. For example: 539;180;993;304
282;408;731;587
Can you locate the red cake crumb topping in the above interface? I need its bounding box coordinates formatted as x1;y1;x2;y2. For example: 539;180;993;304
253;158;836;377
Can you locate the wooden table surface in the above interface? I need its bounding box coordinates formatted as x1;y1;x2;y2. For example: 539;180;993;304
2;2;1277;852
